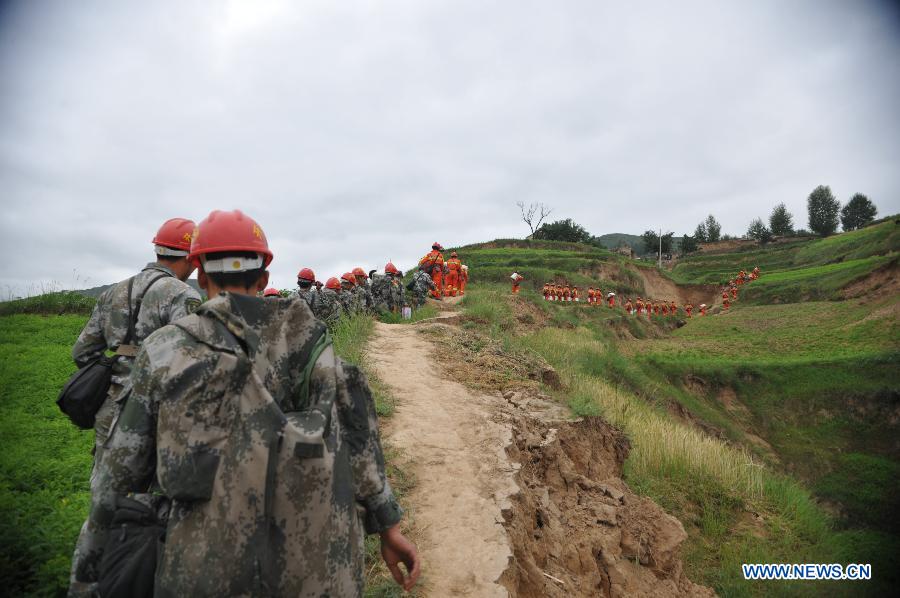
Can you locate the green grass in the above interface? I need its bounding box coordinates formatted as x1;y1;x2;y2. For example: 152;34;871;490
377;304;439;324
459;284;899;596
0;292;96;316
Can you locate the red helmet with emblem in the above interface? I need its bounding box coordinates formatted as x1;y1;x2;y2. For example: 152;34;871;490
432;242;443;251
325;277;341;290
340;272;356;285
263;287;280;297
152;218;195;254
189;210;273;269
352;267;367;278
297;267;315;282
385;262;399;275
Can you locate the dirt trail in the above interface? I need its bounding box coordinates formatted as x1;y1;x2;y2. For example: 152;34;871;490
368;318;518;597
368;312;714;597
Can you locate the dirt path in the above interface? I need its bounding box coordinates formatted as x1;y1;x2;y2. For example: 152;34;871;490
368;318;518;597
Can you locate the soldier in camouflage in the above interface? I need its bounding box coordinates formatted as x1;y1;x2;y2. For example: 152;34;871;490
293;267;319;313
410;270;435;307
370;262;404;314
68;218;202;594
70;210;419;596
352;267;374;313
315;277;345;325
340;272;362;314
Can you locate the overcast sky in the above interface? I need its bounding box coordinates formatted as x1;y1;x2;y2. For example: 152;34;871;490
1;0;898;295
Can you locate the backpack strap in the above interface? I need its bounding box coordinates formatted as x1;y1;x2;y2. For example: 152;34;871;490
115;273;171;357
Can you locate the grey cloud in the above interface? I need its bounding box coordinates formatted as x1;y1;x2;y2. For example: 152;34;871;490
1;0;898;294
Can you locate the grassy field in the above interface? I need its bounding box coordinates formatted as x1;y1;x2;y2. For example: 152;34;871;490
0;308;410;597
459;285;898;596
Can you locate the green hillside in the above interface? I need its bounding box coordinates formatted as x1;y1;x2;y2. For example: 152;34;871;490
452;220;899;596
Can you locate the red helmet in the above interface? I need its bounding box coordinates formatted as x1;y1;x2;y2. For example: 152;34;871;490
352;267;367;278
297;267;315;282
152;218;195;253
325;277;341;290
340;272;356;285
385;262;399;275
263;287;281;297
189;210;273;269
432;242;443;251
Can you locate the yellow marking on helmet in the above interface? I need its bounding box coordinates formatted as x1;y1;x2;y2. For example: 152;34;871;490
253;224;262;239
182;232;192;242
232;260;241;270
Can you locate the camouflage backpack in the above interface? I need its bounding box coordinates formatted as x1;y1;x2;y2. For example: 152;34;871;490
153;305;365;596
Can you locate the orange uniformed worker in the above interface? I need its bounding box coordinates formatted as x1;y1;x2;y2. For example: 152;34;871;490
459;264;469;295
445;251;462;296
722;290;730;310
624;298;633;314
562;284;571;302
419;243;445;299
636;297;643;315
731;285;738;301
685;303;693;318
511;271;524;294
699;303;707;316
607;292;615;308
670;300;677;315
587;286;594;304
660;302;668;316
542;283;550;300
572;286;580;302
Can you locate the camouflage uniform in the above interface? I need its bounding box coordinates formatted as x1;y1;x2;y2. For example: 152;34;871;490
69;263;200;594
390;277;406;311
72;293;402;596
352;282;374;313
292;286;319;314
315;288;344;325
341;287;362;314
72;263;201;457
410;271;435;307
369;274;394;314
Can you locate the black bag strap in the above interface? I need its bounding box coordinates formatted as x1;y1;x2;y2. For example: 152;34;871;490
121;273;171;349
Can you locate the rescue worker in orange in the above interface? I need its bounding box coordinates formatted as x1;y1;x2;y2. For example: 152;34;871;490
595;288;602;306
636;297;643;315
418;243;445;299
624;298;633;314
722;290;730;310
459;264;469;295
670;300;677;316
699;303;707;316
660;302;668;316
587;286;595;304
445;251;462;297
511;272;524;294
731;285;738;301
685;303;693;318
562;284;571;302
752;266;760;279
572;286;580;302
607;292;615;308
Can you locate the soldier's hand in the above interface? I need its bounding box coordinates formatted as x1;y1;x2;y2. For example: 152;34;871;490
380;524;420;591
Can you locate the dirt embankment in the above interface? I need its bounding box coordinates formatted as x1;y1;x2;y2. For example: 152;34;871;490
576;261;718;306
369;315;713;597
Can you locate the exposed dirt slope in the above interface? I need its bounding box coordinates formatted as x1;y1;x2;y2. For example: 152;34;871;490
634;267;719;306
368;316;713;597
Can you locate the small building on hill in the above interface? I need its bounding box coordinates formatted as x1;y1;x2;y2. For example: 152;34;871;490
615;244;635;258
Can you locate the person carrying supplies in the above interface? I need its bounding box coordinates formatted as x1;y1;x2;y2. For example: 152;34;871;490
511;271;525;294
418;242;445;299
70;209;420;597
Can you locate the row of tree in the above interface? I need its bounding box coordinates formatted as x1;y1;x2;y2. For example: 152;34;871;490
746;187;878;244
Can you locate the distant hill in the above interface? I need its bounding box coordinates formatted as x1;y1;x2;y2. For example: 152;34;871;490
592;233;642;251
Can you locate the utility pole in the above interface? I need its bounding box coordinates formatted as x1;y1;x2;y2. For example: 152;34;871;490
658;228;662;268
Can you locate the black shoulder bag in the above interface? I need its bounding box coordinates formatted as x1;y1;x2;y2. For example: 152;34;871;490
57;274;168;429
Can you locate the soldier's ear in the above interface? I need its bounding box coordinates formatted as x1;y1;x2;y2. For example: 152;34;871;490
256;271;270;293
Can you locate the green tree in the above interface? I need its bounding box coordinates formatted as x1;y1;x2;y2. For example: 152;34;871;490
680;234;699;255
769;203;794;236
840;193;878;231
807;185;840;236
704;214;722;242
642;230;673;255
747;218;773;244
694;222;708;243
533;218;591;243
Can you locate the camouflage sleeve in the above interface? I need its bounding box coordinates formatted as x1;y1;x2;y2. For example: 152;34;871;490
71;348;161;583
167;285;202;322
325;353;403;534
72;299;107;367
